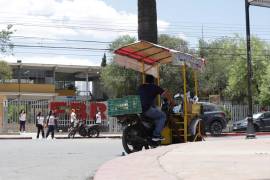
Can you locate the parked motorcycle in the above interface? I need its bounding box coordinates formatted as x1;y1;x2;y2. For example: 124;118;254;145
87;124;100;138
68;120;88;138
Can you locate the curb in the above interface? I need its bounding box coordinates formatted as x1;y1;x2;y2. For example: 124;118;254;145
0;137;32;140
56;136;122;139
0;135;122;140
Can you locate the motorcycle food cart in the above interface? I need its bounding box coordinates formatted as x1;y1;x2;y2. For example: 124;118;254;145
108;40;205;153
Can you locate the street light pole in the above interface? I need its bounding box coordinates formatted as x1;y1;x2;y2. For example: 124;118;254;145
245;0;256;139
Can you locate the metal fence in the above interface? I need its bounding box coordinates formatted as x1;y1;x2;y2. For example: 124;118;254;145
223;104;269;123
3;99;122;133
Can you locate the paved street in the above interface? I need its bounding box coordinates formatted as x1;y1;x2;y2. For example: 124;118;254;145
0;138;122;180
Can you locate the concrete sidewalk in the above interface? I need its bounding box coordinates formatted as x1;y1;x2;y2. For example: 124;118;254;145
0;132;122;139
94;137;270;180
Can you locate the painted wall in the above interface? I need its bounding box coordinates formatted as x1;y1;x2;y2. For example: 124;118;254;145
0;84;55;93
55;89;76;96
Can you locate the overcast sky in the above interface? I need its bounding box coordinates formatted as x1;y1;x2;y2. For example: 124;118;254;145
0;0;269;66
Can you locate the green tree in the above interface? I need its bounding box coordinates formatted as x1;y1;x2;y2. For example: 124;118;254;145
109;35;136;52
101;35;138;98
259;64;270;105
198;36;243;100
226;36;270;103
101;63;139;97
101;53;107;67
0;25;14;81
0;60;12;80
138;0;157;43
0;25;14;54
159;34;189;53
158;34;192;95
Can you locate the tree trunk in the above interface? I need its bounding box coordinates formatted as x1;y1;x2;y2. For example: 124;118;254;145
138;0;158;44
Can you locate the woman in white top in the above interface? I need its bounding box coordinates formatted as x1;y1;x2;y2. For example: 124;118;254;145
70;109;77;128
19;110;26;133
95;110;102;124
36;111;45;139
45;110;57;139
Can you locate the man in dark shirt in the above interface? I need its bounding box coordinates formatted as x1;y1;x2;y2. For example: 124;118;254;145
138;74;175;141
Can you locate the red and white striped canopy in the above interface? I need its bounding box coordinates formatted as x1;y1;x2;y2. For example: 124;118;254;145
114;40;204;77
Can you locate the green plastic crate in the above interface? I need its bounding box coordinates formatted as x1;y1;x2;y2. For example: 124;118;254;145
108;95;142;116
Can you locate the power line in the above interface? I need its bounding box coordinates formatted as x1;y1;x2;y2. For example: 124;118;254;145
1;19;270;37
14;51;113;57
190;46;270;52
11;44;112;51
0;16;269;31
10;34;270;45
4;42;270;56
1;12;270;39
1;20;270;42
9;33;270;46
11;35;112;44
0;12;269;28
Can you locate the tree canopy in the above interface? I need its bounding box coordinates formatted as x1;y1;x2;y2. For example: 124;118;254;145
0;60;12;80
225;37;270;104
100;35;138;98
0;25;14;80
101;33;270;105
0;25;14;54
101;53;107;67
199;35;270;104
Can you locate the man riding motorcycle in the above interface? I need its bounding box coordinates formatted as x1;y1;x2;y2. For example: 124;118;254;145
138;74;175;141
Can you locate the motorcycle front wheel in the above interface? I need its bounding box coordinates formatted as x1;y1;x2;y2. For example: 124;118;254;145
88;128;100;138
122;125;144;154
78;127;87;137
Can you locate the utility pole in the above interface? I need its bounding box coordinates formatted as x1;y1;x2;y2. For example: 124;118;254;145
17;60;22;112
201;24;204;44
245;0;256;139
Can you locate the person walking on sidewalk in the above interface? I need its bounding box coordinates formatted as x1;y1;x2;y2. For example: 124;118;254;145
95;109;102;124
19;110;26;133
70;108;77;128
45;110;57;139
36;111;45;139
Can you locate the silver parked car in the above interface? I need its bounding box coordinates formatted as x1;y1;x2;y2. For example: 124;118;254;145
233;111;270;132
